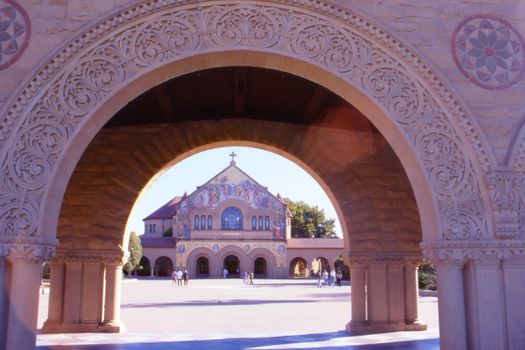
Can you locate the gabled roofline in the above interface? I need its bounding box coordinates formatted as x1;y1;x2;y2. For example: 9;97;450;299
181;161;285;208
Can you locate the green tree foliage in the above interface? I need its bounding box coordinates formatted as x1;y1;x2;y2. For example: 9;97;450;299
334;255;350;280
123;231;143;274
284;198;337;238
418;260;437;290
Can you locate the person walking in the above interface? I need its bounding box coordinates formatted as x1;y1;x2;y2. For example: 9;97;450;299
183;270;189;286
248;272;254;285
336;270;342;287
177;270;183;285
223;268;228;279
243;271;249;284
171;270;178;286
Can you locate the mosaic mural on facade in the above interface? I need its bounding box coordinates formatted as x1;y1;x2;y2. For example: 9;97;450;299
175;165;287;240
452;15;525;90
0;0;30;70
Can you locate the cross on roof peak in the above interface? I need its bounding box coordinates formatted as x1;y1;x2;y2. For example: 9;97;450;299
229;151;237;165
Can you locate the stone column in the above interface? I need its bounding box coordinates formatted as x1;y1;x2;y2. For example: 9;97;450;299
81;262;103;325
404;261;426;330
503;257;525;350
465;257;507;350
0;247;9;350
42;260;65;331
103;262;123;332
367;262;388;325
346;263;366;332
5;244;55;350
387;262;405;325
62;261;82;324
433;258;467;350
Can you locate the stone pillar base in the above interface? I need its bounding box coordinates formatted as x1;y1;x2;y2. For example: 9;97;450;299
41;321;124;334
345;320;427;334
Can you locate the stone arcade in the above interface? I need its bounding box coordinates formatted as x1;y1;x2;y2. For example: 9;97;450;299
140;156;344;279
0;1;524;350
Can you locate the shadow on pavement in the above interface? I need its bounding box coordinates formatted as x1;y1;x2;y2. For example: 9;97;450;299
37;331;439;350
121;299;319;308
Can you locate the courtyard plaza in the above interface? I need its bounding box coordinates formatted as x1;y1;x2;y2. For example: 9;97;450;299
36;278;439;350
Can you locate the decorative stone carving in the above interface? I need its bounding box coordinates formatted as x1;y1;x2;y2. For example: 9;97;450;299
53;249;125;266
452;15;525;90
349;253;422;267
421;240;525;266
3;243;55;264
0;0;492;243
487;170;524;239
0;0;30;70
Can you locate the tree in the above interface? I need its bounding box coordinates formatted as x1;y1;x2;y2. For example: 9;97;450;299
284;198;337;238
123;231;143;274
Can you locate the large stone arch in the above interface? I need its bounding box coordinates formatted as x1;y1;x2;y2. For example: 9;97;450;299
0;0;496;249
1;1;523;350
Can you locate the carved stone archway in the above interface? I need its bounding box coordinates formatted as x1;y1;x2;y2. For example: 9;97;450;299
0;1;523;350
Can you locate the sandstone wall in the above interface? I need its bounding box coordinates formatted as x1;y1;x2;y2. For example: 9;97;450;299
0;0;523;164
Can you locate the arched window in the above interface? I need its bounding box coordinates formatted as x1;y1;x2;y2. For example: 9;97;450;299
221;207;243;230
194;215;199;230
201;215;206;229
252;216;257;230
265;216;270;230
208;215;213;229
258;216;263;230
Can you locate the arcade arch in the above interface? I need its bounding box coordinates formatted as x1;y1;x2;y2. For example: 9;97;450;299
196;257;210;278
154;256;174;277
0;1;521;350
289;258;308;278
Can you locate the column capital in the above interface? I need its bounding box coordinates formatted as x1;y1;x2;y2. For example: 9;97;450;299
349;253;422;268
2;243;56;264
54;249;125;266
421;240;525;267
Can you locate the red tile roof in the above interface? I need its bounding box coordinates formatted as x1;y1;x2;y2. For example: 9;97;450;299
143;196;182;220
286;238;344;249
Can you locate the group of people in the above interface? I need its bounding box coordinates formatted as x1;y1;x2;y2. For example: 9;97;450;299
316;269;343;288
243;271;254;285
171;270;189;286
222;268;255;285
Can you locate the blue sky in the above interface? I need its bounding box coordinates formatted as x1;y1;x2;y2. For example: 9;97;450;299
125;146;343;237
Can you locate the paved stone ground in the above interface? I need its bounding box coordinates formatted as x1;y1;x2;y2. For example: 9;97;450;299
36;278;439;349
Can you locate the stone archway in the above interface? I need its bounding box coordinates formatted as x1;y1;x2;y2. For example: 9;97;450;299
223;255;240;278
196;256;210;278
0;1;523;350
289;257;308;278
154;256;173;277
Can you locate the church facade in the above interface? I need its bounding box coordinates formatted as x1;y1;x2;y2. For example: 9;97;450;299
140;157;344;279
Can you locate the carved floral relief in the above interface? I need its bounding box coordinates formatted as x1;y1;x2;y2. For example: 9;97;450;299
0;1;493;244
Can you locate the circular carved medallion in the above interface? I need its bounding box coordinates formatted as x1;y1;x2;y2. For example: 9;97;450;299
452;15;525;90
0;0;30;70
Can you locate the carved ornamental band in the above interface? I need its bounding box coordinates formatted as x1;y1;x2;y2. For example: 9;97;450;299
0;0;491;242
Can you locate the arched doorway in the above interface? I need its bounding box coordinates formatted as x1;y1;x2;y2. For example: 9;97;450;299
254;257;267;278
289;258;308;278
137;257;151;277
311;257;330;277
154;257;173;277
224;255;240;278
196;257;210;278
